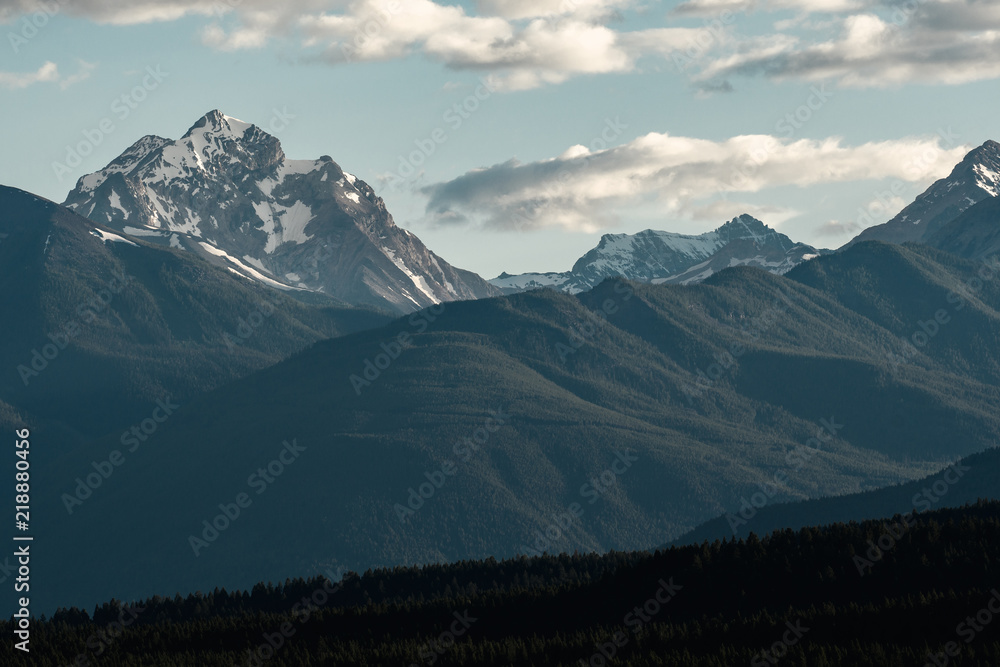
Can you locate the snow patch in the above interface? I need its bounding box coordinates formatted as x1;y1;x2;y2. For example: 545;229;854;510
123;226;164;237
974;163;1000;197
108;190;129;220
383;247;439;303
199;242;302;291
91;229;138;246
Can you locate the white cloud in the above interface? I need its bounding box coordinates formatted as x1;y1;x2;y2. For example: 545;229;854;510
6;0;1000;90
420;131;969;232
291;0;709;90
696;2;1000;88
0;61;58;88
671;0;866;17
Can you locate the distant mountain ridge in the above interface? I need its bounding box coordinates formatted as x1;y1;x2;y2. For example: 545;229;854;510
491;215;823;294
63;110;500;314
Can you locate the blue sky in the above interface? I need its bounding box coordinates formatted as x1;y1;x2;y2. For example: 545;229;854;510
1;0;997;278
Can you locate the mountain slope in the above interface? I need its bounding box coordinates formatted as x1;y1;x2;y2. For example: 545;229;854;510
848;139;1000;246
672;445;1000;545
0;184;390;444
926;194;1000;261
491;215;822;294
63;110;500;313
30;241;1000;613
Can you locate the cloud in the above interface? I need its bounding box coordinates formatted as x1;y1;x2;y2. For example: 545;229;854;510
814;219;862;237
0;0;218;25
420;131;969;232
476;0;631;20
7;0;999;90
0;59;97;90
671;0;866;17
0;61;58;88
58;59;96;89
0;0;722;91
294;1;708;90
697;2;1000;88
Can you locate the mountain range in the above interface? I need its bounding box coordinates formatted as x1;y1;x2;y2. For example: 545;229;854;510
491;215;823;294
2;114;1000;617
31;240;1000;612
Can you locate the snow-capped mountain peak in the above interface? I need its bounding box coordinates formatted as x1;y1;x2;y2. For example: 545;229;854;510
849;139;1000;246
492;214;823;295
64;110;499;313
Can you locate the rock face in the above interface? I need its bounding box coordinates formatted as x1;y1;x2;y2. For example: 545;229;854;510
64;110;500;313
491;215;822;294
848;140;1000;247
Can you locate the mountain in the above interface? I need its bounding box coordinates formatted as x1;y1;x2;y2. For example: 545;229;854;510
63;110;500;314
30;240;1000;613
490;215;823;294
926;194;1000;261
0;184;390;444
848;139;1000;246
672;444;1000;546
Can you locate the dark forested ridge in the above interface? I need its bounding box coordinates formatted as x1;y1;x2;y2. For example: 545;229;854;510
10;501;1000;666
27;239;1000;615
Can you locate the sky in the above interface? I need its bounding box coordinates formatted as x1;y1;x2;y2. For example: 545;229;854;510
0;0;997;279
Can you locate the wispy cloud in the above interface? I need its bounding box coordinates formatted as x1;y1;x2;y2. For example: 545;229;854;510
695;2;1000;88
0;61;58;89
420;132;968;231
4;0;1000;90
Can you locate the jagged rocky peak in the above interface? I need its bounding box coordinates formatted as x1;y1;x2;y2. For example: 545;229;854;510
63;110;500;313
848;139;1000;247
493;214;822;295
